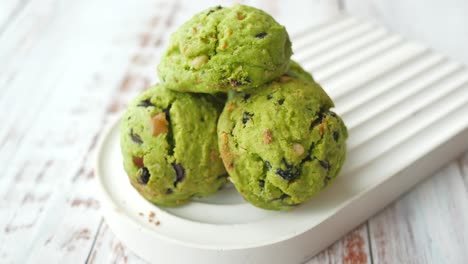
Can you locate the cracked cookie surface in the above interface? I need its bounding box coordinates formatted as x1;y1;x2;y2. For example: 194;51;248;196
120;85;227;207
158;4;292;93
217;65;348;210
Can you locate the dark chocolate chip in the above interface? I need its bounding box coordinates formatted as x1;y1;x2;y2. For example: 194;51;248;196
310;109;326;130
259;180;265;188
206;6;222;16
130;129;143;144
298;153;313;168
139;167;150;184
165;188;173;194
333;131;339;141
163;107;171;123
206;6;223;16
217;173;229;179
230;79;243;87
276;168;299;180
264;161;272;171
276;159;300;181
319;160;330;170
266;95;273;100
278;99;285;105
172;163;185;187
137;99;154;107
255;32;268;39
164;105;174;156
242;112;254;124
243;94;251;101
270;193;289;202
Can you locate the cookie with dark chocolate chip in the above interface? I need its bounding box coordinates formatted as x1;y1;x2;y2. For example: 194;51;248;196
217;64;348;210
158;4;292;93
120;84;227;207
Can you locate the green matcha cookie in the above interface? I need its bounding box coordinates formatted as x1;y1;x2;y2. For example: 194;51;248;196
287;60;314;82
158;4;292;93
218;71;347;210
120;85;227;207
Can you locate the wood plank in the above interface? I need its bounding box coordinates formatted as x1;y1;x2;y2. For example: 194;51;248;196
368;160;468;263
87;222;148;264
306;224;371;264
0;0;174;262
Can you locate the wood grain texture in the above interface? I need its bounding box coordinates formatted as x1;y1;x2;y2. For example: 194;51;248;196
368;157;468;263
307;224;371;264
0;0;173;262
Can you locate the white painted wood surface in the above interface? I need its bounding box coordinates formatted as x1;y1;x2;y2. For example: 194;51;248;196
0;0;467;263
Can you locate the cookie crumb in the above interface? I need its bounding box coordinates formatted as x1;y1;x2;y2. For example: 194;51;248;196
138;212;144;216
150;113;168;136
155;221;161;226
263;129;273;144
293;143;304;156
148;211;156;223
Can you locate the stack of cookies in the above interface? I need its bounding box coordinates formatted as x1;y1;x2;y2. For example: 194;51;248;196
120;4;347;210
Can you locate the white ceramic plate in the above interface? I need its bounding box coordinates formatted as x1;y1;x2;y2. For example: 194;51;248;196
95;15;468;264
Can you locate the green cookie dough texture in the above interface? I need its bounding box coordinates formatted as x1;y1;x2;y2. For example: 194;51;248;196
158;4;292;93
218;72;348;210
120;85;227;207
287;60;314;82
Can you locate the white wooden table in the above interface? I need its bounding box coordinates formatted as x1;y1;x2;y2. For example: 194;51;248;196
1;0;467;263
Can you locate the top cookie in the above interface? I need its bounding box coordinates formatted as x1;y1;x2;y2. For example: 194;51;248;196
158;4;292;93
